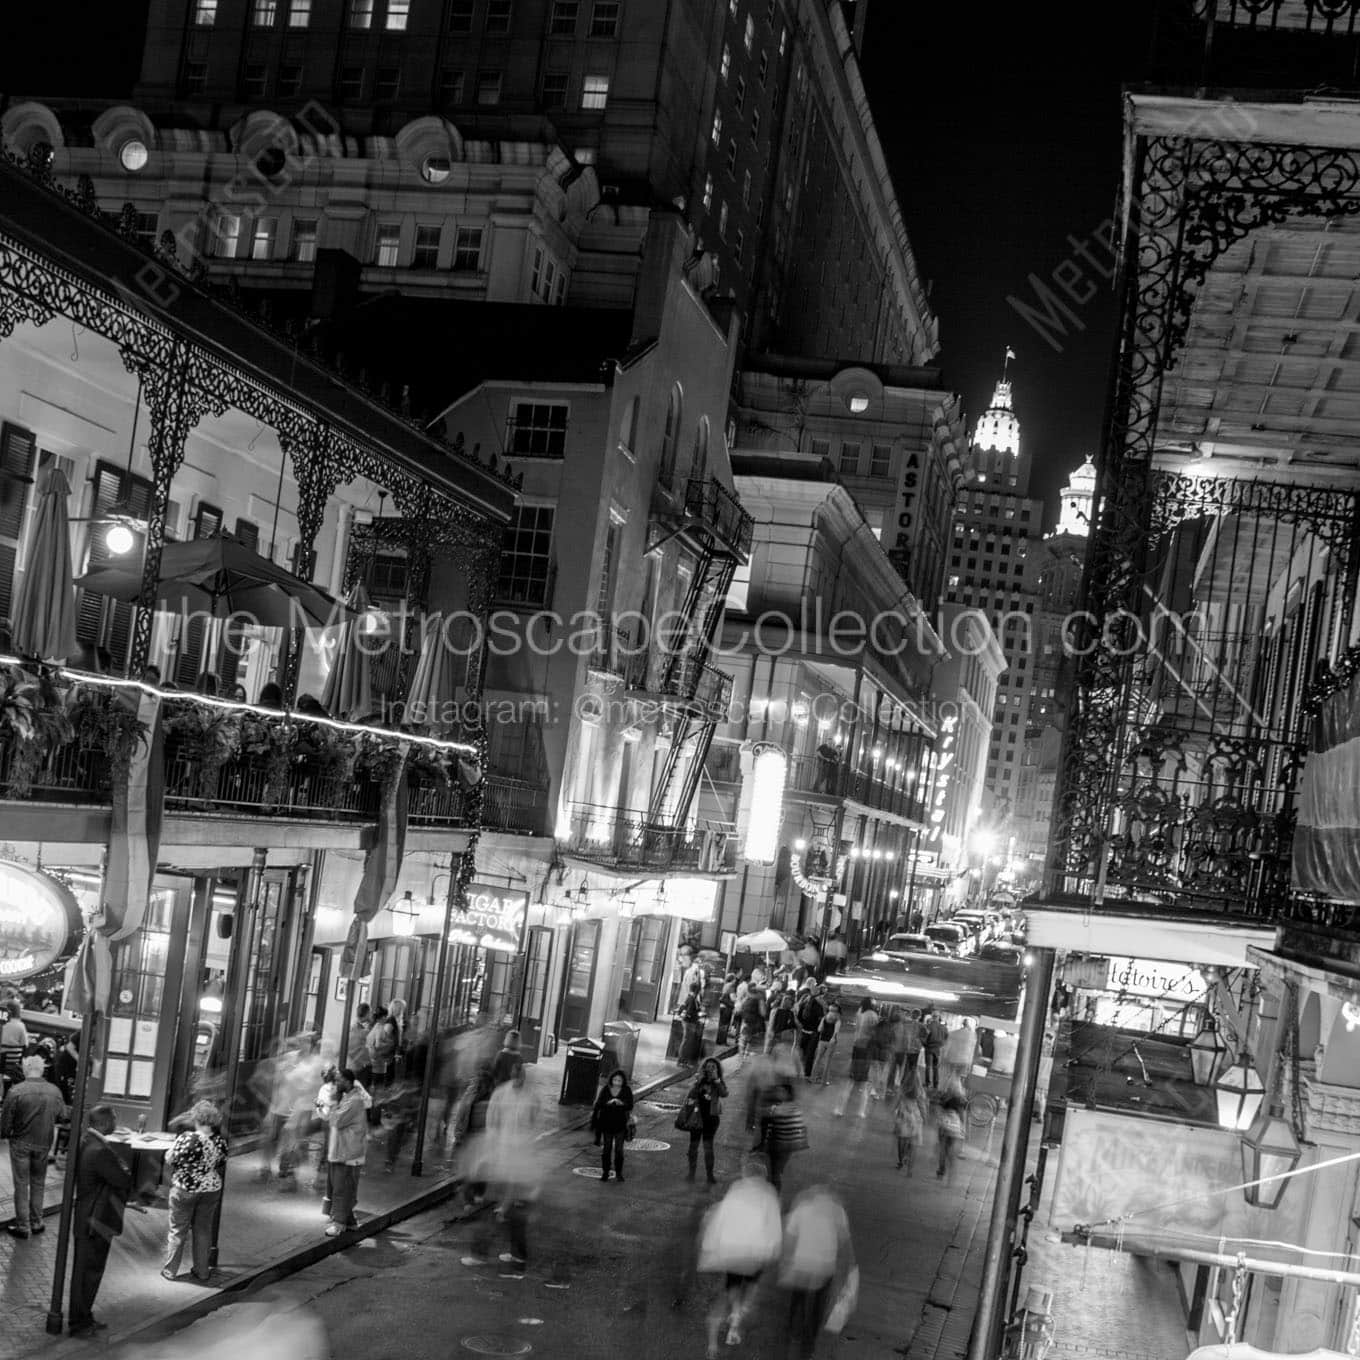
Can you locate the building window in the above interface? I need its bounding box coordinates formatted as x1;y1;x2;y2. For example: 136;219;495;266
486;0;512;33
550;0;578;33
452;226;484;271
590;1;619;36
278;63;303;96
339;66;364;100
717;201;728;238
194;0;217;24
374;222;401;266
440;69;465;104
744;14;754;51
581;74;610;109
477;71;502;104
375;66;400;100
243;63;268;98
725;139;737;173
659;384;682;486
252;0;277;24
618;395;639;457
449;0;472;30
552;269;567;305
291;218;317;262
721;44;731;80
838;442;861;476
386;0;410;29
758;49;768;85
348;0;373;26
496;505;555;604
509;402;569;458
250;217;276;260
810;438;830;461
542;69;568;106
741;169;751;204
735;75;746;112
869;443;891;477
288;0;310;24
711;109;722;145
412;224;440;269
751;107;761;139
734;228;744;263
702;174;713;210
133;212;160;249
213;213;241;258
184;60;208;92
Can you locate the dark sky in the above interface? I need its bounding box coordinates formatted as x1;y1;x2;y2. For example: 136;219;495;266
861;1;1156;523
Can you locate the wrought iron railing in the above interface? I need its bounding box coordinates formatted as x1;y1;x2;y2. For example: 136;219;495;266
0;737;111;804
163;754;382;820
786;753;927;823
626;646;733;720
685;476;754;559
562;802;738;872
482;775;549;835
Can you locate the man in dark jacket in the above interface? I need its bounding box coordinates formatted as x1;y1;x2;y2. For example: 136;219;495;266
70;1105;132;1337
490;1030;525;1088
2;1054;67;1237
795;988;826;1080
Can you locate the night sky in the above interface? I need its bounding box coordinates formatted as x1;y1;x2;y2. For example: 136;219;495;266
862;1;1158;522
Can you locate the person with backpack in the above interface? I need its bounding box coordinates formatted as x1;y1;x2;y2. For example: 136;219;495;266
795;986;826;1080
921;1007;947;1090
936;1076;968;1181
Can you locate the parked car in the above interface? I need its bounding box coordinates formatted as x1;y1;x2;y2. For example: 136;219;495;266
950;911;993;943
977;942;1026;965
880;932;947;957
925;922;974;957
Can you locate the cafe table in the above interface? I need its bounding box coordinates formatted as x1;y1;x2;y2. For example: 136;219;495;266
106;1129;177;1210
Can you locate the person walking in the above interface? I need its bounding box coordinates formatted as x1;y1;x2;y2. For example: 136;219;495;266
483;1065;541;1276
765;991;797;1057
868;1001;892;1098
591;1068;635;1184
683;1057;728;1184
366;1006;399;1101
715;975;738;1047
69;1105;132;1337
697;1156;783;1358
322;1068;366;1236
764;1072;808;1192
883;1008;911;1094
2;1054;67;1237
737;984;766;1068
834;999;878;1119
809;1000;842;1085
942;1018;977;1089
490;1029;526;1089
936;1076;967;1182
922;1007;947;1090
160;1100;228;1282
892;1067;929;1175
794;986;826;1080
778;1185;855;1359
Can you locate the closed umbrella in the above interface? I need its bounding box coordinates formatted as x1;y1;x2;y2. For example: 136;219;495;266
11;465;78;661
321;582;376;720
404;610;460;734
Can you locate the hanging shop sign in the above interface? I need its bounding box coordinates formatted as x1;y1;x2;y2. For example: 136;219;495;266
455;884;529;953
1105;956;1206;1000
0;862;81;981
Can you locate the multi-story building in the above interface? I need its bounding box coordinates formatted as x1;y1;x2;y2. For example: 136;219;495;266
942;370;1044;838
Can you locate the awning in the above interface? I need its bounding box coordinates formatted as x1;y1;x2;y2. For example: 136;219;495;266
1294;666;1360;902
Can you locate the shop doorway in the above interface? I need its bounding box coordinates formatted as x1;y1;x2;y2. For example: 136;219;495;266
518;926;554;1061
556;919;601;1040
620;915;669;1021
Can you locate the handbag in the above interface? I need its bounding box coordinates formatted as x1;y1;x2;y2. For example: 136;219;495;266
625;1115;637;1142
675;1097;705;1134
824;1265;859;1333
768;1101;809;1152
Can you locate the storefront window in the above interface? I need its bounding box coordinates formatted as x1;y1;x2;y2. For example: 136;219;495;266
103;887;175;1102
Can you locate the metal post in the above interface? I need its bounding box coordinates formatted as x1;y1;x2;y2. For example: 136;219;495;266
411;853;459;1176
966;946;1055;1360
46;1002;97;1334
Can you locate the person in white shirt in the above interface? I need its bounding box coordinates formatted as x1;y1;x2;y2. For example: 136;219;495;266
778;1185;855;1356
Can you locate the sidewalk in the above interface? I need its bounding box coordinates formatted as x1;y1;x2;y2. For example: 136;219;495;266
0;1017;695;1360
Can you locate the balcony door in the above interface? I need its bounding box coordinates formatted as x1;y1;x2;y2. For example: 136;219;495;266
556;918;601;1041
620;915;669;1022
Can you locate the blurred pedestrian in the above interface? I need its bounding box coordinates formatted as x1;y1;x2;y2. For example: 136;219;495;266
490;1029;525;1088
833;999;877;1119
892;1066;928;1175
2;1054;66;1237
868;1001;892;1098
679;983;705;1068
322;1068;366;1236
161;1099;228;1282
737;985;766;1068
345;1003;372;1081
697;1155;783;1358
69;1105;132;1337
251;1039;297;1181
716;974;738;1047
936;1076;967;1182
591;1068;635;1184
765;991;797;1057
810;1000;841;1085
366;1005;399;1094
922;1007;946;1089
794;986;826;1079
778;1185;855;1359
763;1067;808;1192
942;1018;976;1089
483;1066;541;1276
683;1057;728;1184
277;1041;324;1192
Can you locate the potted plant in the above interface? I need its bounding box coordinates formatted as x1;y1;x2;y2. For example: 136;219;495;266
68;685;147;786
0;664;74;797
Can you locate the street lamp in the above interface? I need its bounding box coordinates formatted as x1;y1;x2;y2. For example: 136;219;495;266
1188;1016;1227;1086
389;889;419;938
1240;1101;1302;1209
1214;1054;1265;1131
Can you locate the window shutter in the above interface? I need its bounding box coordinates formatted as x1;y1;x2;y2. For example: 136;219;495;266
234;518;260;551
193;501;224;539
0;422;38;623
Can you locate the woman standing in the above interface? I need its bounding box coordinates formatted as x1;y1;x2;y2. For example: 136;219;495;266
715;975;738;1047
892;1067;928;1175
591;1069;635;1184
678;983;704;1068
161;1100;228;1283
936;1076;967;1182
764;992;798;1057
737;986;766;1068
684;1058;728;1184
833;999;878;1119
810;1001;842;1085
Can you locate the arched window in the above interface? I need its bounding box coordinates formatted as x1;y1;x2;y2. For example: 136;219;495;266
690;415;710;485
618;395;639;458
659;384;682;488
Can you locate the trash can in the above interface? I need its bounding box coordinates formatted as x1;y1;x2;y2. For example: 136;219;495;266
602;1021;640;1082
665;1014;685;1060
559;1037;605;1105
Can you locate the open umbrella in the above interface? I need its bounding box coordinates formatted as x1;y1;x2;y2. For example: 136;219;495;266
76;535;354;631
404;610;461;734
11;465;78;661
321;581;376;720
736;927;792;954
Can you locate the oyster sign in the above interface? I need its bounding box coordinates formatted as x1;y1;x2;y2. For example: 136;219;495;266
0;861;80;981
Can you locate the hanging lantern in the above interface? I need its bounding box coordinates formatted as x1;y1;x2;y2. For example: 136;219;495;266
389;889;419;938
1188;1016;1227;1086
1240;1102;1302;1210
1214;1055;1265;1131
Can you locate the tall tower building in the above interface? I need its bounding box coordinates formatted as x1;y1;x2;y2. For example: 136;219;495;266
942;356;1044;836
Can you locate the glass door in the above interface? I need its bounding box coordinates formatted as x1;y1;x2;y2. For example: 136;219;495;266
622;916;668;1021
556;919;600;1040
299;947;330;1039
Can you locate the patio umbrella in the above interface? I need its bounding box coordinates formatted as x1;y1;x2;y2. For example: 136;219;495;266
76;535;354;631
10;465;78;661
736;927;791;954
321;581;376;720
404;610;460;733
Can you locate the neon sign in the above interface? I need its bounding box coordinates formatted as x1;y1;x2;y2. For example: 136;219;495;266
0;862;80;981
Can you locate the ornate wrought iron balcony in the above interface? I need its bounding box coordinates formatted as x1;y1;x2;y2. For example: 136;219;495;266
684;476;754;560
786;753;928;824
561;802;737;873
482;774;549;835
626;648;733;721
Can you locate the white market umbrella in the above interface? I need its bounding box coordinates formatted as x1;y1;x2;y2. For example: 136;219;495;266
736;928;792;954
11;465;78;661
